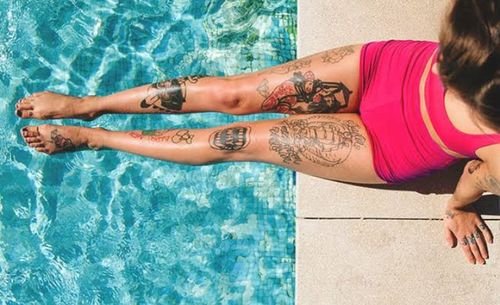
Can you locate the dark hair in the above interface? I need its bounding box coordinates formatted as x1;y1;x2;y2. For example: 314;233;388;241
438;0;500;131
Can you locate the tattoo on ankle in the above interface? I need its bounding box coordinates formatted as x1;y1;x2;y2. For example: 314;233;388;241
269;116;365;166
128;129;194;144
140;75;206;112
50;129;76;150
260;71;352;114
321;46;355;64
258;58;312;75
209;126;251;151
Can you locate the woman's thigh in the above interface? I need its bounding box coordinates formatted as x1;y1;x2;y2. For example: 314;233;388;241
231;44;363;115
231;113;386;184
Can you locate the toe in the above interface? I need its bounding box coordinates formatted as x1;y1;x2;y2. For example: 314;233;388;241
18;110;34;118
22;126;41;137
24;136;40;143
17;101;34;111
29;142;45;148
35;147;49;154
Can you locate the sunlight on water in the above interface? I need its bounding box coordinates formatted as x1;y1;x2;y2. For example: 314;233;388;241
0;0;297;304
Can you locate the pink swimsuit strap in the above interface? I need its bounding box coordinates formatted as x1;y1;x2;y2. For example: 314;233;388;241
425;52;500;159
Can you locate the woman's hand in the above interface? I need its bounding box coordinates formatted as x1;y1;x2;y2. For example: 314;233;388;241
443;202;494;265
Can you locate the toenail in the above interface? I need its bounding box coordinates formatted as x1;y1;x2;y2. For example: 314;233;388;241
28;111;33;117
22;127;27;132
16;110;21;117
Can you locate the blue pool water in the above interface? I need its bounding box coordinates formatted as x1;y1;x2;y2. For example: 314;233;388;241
0;1;296;304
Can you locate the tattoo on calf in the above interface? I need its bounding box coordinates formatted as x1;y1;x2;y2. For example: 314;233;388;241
258;58;312;75
209;126;251;151
260;71;352;114
140;75;205;113
321;46;355;64
50;129;76;150
128;129;194;144
268;116;366;167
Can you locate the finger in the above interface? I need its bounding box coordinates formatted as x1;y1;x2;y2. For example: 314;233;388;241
445;227;457;248
460;237;476;264
478;222;494;244
466;234;485;265
473;228;489;261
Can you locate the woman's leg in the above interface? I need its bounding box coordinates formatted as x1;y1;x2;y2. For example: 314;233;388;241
15;45;363;119
20;113;386;184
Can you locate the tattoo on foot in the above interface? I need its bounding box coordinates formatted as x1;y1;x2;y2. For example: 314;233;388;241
140;75;205;113
321;46;355;64
128;129;194;144
209;126;251;151
50;129;76;150
258;58;312;75
269;116;366;166
260;71;352;114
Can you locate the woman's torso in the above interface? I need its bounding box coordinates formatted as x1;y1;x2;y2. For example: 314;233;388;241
419;48;500;163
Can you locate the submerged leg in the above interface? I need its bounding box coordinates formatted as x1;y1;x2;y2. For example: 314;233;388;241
20;113;386;184
15;45;363;119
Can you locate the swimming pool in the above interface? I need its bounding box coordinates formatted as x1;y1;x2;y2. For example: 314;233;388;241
0;0;296;304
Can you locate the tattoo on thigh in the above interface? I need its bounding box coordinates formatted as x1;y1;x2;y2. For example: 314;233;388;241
258;58;312;75
209;126;251;151
260;71;352;114
50;129;75;150
257;79;270;98
140;75;205;112
321;46;355;64
128;129;194;144
269;116;366;166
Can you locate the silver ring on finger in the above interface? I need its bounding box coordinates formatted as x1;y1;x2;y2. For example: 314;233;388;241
460;237;469;246
473;230;482;240
467;235;476;245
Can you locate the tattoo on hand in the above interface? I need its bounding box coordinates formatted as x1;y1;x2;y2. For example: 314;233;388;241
50;129;76;150
128;129;194;144
444;209;455;219
258;58;312;75
460;237;469;246
209;126;251;151
260;71;352;114
140;75;205;112
321;46;355;64
269;116;366;167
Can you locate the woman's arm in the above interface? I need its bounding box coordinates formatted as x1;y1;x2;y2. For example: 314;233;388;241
448;159;500;210
443;159;498;265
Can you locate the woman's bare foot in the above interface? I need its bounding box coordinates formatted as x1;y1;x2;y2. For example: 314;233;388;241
15;91;102;120
20;124;102;154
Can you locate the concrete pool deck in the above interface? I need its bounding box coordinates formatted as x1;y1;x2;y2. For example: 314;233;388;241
295;1;500;304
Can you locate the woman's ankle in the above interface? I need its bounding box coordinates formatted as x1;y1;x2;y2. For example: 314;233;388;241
77;96;104;119
83;127;107;150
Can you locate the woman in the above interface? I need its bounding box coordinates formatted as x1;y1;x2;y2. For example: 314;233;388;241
16;0;499;265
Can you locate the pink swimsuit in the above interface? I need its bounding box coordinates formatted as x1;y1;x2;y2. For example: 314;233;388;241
359;40;500;184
